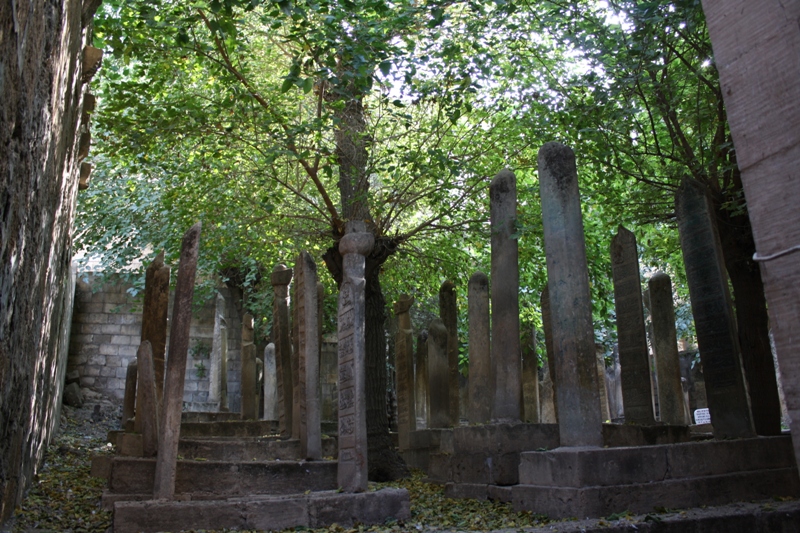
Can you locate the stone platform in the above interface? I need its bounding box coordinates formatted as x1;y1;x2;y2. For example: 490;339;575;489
112;487;410;533
512;435;800;519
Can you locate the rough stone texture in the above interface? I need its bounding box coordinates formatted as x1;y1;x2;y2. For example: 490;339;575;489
112;488;410;533
139;251;170;409
438;281;460;426
540;286;558;422
610;226;655;425
701;0;800;474
209;292;227;408
649;272;689;425
241;313;257;420
0;1;90;520
136;341;160;457
336;222;373;492
538;142;603;447
522;327;540;423
175;436;338;462
123;361;138;424
676;178;755;439
467;272;491;424
490;169;522;421
271;264;294;437
394;295;415;450
427;319;450;429
296;251;321;460
414;330;429;429
263;343;278;420
63;382;84;408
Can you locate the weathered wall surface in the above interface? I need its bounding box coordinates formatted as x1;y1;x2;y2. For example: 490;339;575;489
702;0;800;467
0;0;96;523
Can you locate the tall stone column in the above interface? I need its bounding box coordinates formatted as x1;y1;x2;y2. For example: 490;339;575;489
467;272;491;424
137;341;160;457
123;360;138;425
648;272;689;425
336;222;374;492
611;226;656;425
296;252;321;460
263;343;278;420
139;251;170;420
539;143;602;448
394;295;415;450
676;178;755;439
271;264;294;437
219;322;228;411
208;292;226;408
427;318;450;429
541;286;558;422
490;169;522;422
522;326;540;423
439;281;460;426
240;313;257;420
153;222;201;500
415;331;429;429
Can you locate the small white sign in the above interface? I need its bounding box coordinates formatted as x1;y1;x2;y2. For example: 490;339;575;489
694;408;711;425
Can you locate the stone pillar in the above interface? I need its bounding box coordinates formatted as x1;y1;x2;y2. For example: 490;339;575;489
394;295;415;450
611;226;656;425
137;341;160;457
648;272;689;425
336;222;374;492
123;360;138;425
522;326;540;423
241;313;257;420
271;264;294;437
467;272;491;424
220;322;229;411
153;222;201;500
539;143;602;447
139;251;170;419
675;178;755;439
208;293;226;408
540;286;558;422
415;331;429;429
263;343;278;420
427;318;450;428
490;169;522;422
296;251;321;460
292;280;301;439
439;281;460;426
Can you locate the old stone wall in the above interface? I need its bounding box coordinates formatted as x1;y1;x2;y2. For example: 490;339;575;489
67;274;243;410
0;0;97;523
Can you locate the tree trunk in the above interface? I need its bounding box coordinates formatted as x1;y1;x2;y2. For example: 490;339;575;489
323;237;409;482
714;201;783;436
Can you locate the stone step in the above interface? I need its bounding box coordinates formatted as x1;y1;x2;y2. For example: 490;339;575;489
177;435;337;461
180;411;242;423
179;419;279;437
111;488;410;533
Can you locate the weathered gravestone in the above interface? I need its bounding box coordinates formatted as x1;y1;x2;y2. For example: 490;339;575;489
137;341;160;457
123;360;138;425
394;295;415;450
611;226;655;425
490;169;522;422
427;318;450;429
467;272;491;424
208;293;227;410
522;327;540;423
295;251;321;460
415;330;429;429
241;313;258;420
675;178;755;439
153;222;201;500
649;272;689;425
337;222;374;492
539;143;602;447
138;251;170;425
263;343;278;421
540;286;558;422
271;264;294;437
439;281;460;426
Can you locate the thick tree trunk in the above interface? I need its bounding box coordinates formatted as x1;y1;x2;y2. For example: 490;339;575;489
323;237;409;482
714;202;783;435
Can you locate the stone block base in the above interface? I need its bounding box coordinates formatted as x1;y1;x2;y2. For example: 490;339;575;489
112;488;410;533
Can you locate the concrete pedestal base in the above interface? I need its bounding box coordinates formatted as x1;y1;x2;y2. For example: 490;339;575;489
112;488;410;533
512;436;799;519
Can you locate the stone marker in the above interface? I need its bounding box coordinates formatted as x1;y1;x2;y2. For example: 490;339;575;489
139;251;170;416
415;331;429;429
439;281;460;426
394;295;415;450
209;293;226;409
467;272;491;424
137;341;160;457
490;169;522;422
676;178;755;438
219;322;229;411
611;226;656;425
292;279;301;440
241;313;257;420
263;343;278;420
427;318;450;429
540;286;558;422
649;272;689;425
539;142;603;447
296;251;321;460
522;326;540;423
153;222;201;500
123;360;138;424
271;264;294;437
337;222;374;492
